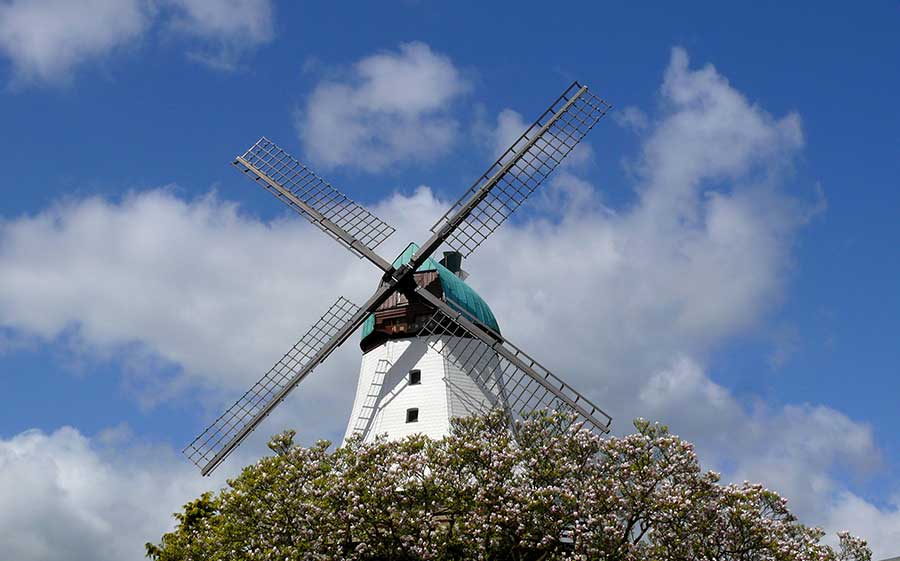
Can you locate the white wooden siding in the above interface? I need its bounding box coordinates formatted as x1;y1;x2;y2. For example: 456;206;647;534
343;336;503;444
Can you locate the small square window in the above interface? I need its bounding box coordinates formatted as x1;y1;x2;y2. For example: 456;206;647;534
406;408;419;423
409;369;422;385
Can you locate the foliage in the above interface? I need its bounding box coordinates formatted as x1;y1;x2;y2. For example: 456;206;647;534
147;411;871;561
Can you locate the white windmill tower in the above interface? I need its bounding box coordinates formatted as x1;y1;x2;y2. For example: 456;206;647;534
184;82;613;475
344;242;503;443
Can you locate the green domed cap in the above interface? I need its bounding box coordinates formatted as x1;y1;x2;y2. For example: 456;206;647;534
360;242;500;342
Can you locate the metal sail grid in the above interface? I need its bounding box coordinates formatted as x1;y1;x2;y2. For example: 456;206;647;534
183;297;361;470
431;83;611;257
420;309;612;434
235;138;395;254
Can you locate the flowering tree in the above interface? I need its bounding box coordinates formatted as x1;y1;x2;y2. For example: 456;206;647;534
147;412;871;561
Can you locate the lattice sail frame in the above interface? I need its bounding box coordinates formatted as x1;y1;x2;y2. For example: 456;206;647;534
430;82;611;257
184;297;361;471
420;307;612;435
234;137;395;256
184;82;615;476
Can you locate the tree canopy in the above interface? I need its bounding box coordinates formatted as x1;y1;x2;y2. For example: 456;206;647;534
147;411;870;561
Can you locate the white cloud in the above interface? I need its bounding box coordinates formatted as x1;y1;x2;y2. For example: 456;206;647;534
476;105;594;171
487;108;529;158
459;47;892;554
0;0;275;85
0;0;151;86
0;188;380;399
825;492;900;556
1;47;897;557
612;105;649;132
166;0;274;70
296;42;470;172
0;426;216;561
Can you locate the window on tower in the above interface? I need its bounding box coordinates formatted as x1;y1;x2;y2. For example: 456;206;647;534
406;408;419;423
409;369;422;385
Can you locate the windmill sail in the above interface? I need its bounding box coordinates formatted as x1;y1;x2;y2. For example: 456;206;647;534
429;82;611;257
184;296;362;475
414;289;611;434
234;138;395;266
183;81;615;476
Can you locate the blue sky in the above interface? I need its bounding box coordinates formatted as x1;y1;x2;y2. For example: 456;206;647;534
0;1;898;559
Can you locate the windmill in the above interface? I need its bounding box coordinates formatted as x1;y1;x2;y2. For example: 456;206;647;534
184;82;613;475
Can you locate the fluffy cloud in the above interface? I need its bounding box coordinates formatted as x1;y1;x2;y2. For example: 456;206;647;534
475;105;594;172
296;42;470;172
0;0;274;85
1;47;898;557
825;492;900;555
612;105;649;132
0;189;379;399
0;184;441;445
0;0;151;85
483;108;529;159
0;426;216;561
474;47;809;370
166;0;274;70
465;47;893;553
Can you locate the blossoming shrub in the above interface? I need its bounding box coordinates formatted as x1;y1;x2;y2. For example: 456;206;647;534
147;411;871;561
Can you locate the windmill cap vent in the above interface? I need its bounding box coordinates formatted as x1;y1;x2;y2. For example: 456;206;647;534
439;251;463;274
